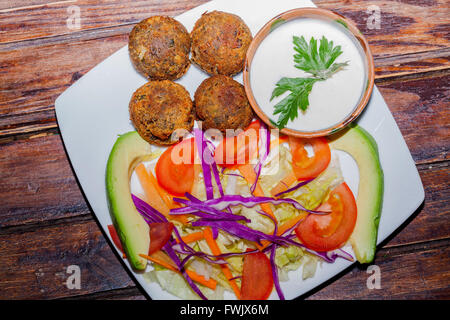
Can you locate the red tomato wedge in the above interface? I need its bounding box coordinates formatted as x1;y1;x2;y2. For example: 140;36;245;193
295;182;357;252
288;136;331;180
155;138;195;196
107;224;124;253
214;120;260;167
241;251;274;300
148;222;174;255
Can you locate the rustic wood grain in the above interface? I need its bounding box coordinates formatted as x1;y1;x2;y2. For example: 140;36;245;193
95;239;450;300
0;133;89;228
0;219;136;299
1;57;448;163
316;0;450;57
0;0;448;148
0;217;447;299
377;72;449;164
374;48;450;79
1;0;449;59
0;132;448;241
386;161;450;247
0;0;448;301
0;31;129;136
307;239;450;299
0;0;209;43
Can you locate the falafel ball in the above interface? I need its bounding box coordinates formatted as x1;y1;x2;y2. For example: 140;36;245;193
129;16;191;80
194;75;254;134
129;80;194;145
191;11;252;76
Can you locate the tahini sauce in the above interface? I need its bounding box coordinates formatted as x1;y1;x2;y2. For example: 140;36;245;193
250;18;367;132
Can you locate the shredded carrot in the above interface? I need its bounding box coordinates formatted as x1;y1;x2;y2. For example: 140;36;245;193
277;212;308;235
140;251;217;290
135;163;188;224
203;228;241;299
136;164;170;215
177;231;204;244
186;270;217;290
270;170;297;197
139;252;177;272
145;166;173;208
237;163;277;222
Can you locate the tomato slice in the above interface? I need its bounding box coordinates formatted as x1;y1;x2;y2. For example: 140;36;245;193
214;120;260;167
288;136;331;180
295;182;357;252
241;251;274;300
148;222;174;255
107;224;124;253
155;138;195;196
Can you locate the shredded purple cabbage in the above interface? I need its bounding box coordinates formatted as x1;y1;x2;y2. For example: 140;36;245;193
130;132;354;301
194;128;233;239
132;194;167;223
270;245;285;300
194;128;214;200
191;219;294;246
132;194;211;299
172;197;250;223
163;242;208;300
171;194;326;215
274;178;314;197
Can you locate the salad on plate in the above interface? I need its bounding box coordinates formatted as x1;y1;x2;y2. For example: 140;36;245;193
106;120;383;300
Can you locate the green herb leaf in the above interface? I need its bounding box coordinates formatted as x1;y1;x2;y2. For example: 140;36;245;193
293;35;348;80
271;77;317;129
270;35;349;129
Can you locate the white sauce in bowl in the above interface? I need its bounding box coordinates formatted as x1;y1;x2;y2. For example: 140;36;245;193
250;17;367;132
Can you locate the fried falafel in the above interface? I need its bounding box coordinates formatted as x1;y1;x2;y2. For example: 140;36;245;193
129;80;194;145
129;16;191;80
194;75;254;134
191;11;252;76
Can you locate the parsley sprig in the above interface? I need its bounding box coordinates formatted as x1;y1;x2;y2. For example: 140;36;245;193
271;36;349;129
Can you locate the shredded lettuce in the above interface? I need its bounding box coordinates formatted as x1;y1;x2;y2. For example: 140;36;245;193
302;255;319;280
260;145;292;192
239;206;275;235
144;267;224;300
156;141;344;298
287;154;343;210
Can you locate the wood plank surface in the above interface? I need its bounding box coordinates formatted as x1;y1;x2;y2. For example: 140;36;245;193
0;0;209;43
1;0;448;59
0;219;136;299
0;133;448;245
0;0;448;153
316;0;450;56
2;46;446;139
0;217;447;300
307;239;450;299
377;72;449;164
0;133;89;228
0;0;448;301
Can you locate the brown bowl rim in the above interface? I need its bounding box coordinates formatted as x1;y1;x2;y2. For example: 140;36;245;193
243;8;375;138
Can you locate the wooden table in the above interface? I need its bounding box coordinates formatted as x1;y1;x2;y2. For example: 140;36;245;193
0;0;448;300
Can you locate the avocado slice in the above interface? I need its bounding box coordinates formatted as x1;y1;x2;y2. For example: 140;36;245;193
329;124;384;263
106;131;152;270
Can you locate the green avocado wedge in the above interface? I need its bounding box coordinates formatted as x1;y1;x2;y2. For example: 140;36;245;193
106;131;152;270
329;124;384;263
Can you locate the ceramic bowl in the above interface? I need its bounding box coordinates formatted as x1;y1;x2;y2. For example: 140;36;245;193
243;8;375;138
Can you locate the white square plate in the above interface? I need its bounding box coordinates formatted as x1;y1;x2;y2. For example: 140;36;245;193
55;0;424;299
